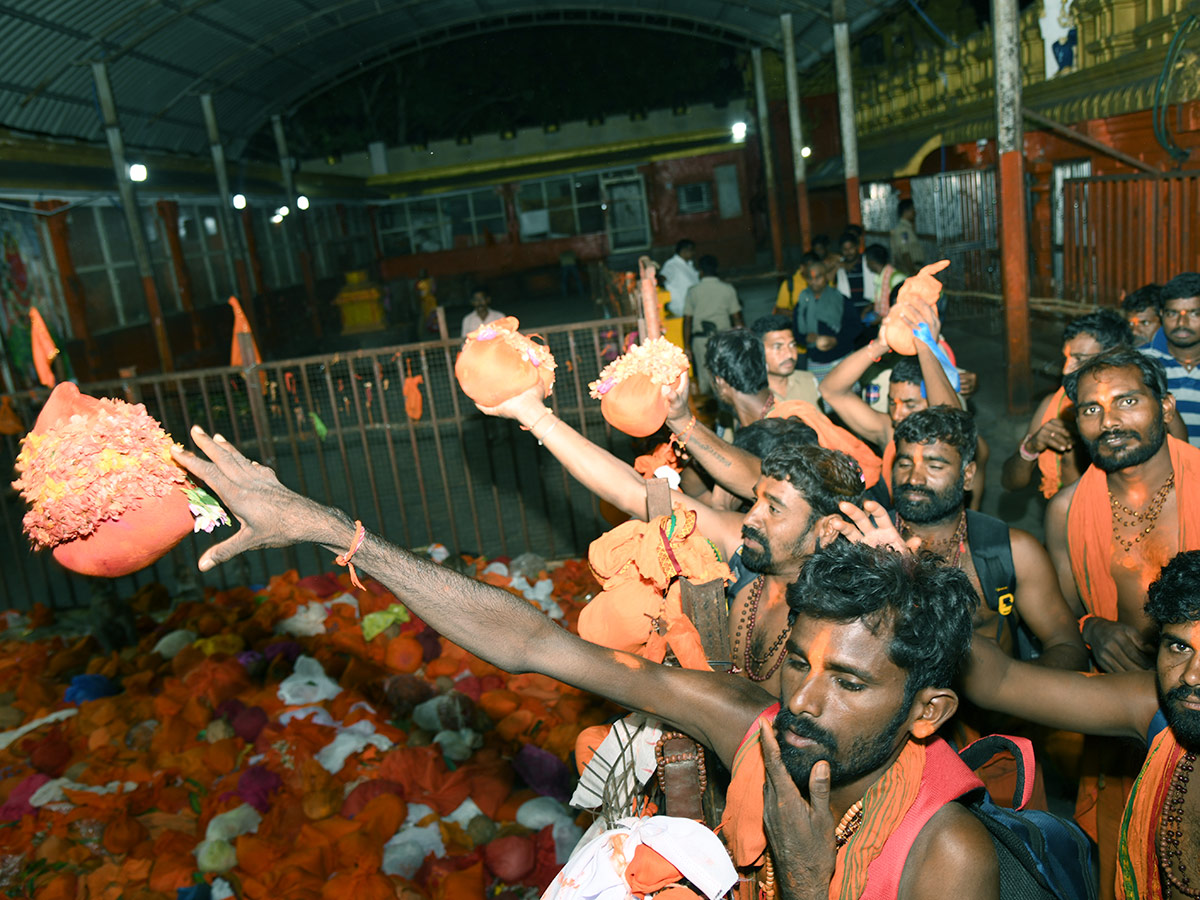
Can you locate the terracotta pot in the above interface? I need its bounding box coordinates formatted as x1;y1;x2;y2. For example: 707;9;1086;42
600;372;670;437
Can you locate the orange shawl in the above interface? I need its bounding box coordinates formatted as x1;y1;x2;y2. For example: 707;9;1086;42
1116;724;1185;900
1038;387;1073;499
768;401;883;488
721;704;926;900
1067;437;1200;620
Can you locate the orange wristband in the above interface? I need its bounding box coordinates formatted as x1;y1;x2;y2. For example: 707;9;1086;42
1078;613;1096;649
335;520;367;590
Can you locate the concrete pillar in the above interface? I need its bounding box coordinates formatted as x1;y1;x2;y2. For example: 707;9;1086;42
751;48;784;273
832;0;862;225
201;93;253;303
91;60;174;372
781;14;812;250
272;114;321;336
993;0;1032;413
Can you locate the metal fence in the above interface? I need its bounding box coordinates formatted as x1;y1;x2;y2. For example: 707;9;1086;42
1063;170;1200;306
0;317;641;611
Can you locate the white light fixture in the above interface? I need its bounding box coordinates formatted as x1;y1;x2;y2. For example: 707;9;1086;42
277;205;290;217
232;193;247;210
127;162;148;182
270;214;283;224
296;195;310;211
731;121;748;142
801;145;812;158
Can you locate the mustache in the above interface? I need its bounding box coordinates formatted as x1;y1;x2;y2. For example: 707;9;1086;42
742;525;767;545
1098;429;1140;443
898;485;935;499
1164;684;1200;705
774;707;837;751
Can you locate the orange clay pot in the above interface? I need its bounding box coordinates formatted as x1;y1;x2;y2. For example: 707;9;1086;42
600;372;671;437
454;317;554;407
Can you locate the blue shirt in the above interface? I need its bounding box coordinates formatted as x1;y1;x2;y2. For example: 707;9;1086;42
1140;329;1200;447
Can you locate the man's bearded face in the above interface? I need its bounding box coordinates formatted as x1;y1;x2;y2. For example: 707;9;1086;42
892;440;967;525
1158;679;1200;749
1157;623;1200;750
774;697;911;791
1075;369;1167;474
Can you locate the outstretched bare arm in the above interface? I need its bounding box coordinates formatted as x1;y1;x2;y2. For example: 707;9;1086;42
171;427;767;766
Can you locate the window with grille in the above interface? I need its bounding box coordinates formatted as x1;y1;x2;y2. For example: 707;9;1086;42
676;182;714;215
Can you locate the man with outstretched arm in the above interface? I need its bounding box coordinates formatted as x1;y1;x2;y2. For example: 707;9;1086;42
171;426;997;899
963;549;1200;900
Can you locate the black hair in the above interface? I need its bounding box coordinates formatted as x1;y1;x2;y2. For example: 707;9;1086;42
1062;309;1132;350
761;444;865;518
889;357;924;387
838;230;859;248
865;244;890;267
1145;551;1200;627
751;314;796;339
800;251;821;265
847;224;864;237
1121;284;1163;315
1162;273;1200;307
811;234;830;250
786;540;977;694
1063;347;1169;404
697;254;719;277
898;198;915;216
674;239;696;255
471;285;490;300
893;405;977;468
733;417;819;458
704;329;769;394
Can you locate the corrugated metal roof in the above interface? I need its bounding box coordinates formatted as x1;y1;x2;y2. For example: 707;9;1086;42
0;0;889;157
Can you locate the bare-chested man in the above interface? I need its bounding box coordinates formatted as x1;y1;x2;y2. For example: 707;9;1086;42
1002;310;1152;499
1046;348;1200;674
891;406;1087;670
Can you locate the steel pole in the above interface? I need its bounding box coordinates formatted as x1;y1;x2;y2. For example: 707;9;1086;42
832;0;862;225
752;48;785;273
272;114;321;335
201;93;253;301
91;60;173;372
993;0;1032;413
781;14;812;250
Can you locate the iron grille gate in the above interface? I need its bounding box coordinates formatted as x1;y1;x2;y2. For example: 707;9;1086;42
0;317;641;611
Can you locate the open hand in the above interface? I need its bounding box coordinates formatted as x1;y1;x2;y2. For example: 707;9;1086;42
829;500;920;553
761;720;836;900
474;383;549;423
172;427;343;572
663;370;692;423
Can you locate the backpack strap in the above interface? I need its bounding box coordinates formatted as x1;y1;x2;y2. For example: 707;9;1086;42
860;739;983;899
964;510;1018;643
957;734;1037;811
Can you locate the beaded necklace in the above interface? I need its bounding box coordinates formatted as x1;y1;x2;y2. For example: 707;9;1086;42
1110;474;1175;553
899;509;967;567
731;575;789;682
1157;751;1199;898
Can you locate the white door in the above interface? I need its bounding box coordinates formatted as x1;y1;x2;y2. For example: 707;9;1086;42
602;173;651;252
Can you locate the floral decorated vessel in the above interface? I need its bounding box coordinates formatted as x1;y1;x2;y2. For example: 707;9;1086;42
13;382;228;577
588;337;689;437
454;316;556;407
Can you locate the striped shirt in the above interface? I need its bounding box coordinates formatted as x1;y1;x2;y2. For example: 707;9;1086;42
1141;329;1200;446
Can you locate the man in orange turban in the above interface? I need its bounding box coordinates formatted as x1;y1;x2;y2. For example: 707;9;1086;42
173;429;1008;899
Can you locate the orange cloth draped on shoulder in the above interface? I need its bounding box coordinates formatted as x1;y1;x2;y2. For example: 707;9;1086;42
1038;387;1073;499
581;505;730;668
721;702;929;900
1067;436;1200;621
768;400;882;488
1116;725;1184;900
29;307;59;388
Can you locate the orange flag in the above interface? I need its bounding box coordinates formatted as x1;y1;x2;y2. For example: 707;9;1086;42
403;358;424;420
228;297;261;368
28;307;59;388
